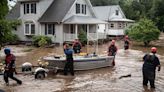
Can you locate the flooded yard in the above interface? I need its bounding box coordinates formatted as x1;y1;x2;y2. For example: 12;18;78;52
0;33;164;92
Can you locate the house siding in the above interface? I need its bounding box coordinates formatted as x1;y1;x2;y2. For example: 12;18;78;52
63;0;94;22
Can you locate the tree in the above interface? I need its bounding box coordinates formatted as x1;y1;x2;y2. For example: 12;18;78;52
126;18;160;46
0;0;21;50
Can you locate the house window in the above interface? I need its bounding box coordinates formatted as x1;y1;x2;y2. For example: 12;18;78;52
24;3;36;14
76;4;80;14
116;10;119;15
118;23;122;28
45;24;55;35
109;23;114;28
24;23;35;35
76;3;86;14
82;4;86;14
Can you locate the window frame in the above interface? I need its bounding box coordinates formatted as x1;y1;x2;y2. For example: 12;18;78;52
76;3;80;14
24;22;35;35
45;24;55;35
24;3;37;14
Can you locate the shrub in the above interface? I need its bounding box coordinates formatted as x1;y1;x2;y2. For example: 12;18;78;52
78;29;87;46
32;36;52;47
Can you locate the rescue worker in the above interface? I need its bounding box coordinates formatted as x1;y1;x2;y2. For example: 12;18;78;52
108;40;118;66
124;35;130;50
72;39;82;54
63;44;74;76
3;48;22;86
142;47;161;88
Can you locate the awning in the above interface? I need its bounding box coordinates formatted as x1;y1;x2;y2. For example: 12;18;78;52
109;18;134;22
63;16;107;24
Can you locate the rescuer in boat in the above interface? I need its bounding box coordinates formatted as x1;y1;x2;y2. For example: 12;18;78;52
142;47;161;88
124;35;130;50
63;43;74;76
3;48;22;86
72;39;82;54
108;40;118;66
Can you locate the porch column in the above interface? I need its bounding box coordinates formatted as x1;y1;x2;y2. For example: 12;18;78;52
75;24;78;39
87;24;89;53
96;24;98;54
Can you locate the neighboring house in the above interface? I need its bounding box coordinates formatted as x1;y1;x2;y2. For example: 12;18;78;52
93;5;134;37
6;0;107;44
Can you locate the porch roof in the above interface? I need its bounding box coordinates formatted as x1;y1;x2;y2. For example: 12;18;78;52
109;18;135;22
63;16;107;24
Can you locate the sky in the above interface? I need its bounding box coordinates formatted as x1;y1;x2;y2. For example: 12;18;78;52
8;0;17;9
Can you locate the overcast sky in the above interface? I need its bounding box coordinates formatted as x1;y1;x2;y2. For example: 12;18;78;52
8;0;16;9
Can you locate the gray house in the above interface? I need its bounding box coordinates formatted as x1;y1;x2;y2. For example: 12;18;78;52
93;5;134;37
7;0;106;44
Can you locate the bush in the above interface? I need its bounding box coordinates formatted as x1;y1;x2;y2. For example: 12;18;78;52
5;34;20;45
126;18;160;46
78;29;87;46
32;36;52;47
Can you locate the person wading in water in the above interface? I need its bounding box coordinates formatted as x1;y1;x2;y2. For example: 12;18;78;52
72;39;82;54
124;35;130;50
142;47;161;89
3;48;22;86
63;44;74;76
108;40;118;66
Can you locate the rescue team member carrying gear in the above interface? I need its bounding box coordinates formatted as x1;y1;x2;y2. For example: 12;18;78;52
108;40;118;66
72;39;82;54
64;44;74;76
142;47;161;88
124;35;130;50
3;48;22;86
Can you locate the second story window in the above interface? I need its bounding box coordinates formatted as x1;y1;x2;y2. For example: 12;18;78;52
76;3;86;15
116;10;119;16
24;3;36;14
82;4;86;14
76;4;80;14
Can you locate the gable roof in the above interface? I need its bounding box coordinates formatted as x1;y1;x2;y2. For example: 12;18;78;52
93;5;126;21
38;0;76;23
6;3;21;20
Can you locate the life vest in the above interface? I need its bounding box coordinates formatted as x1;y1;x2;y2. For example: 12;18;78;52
5;54;15;65
124;40;129;47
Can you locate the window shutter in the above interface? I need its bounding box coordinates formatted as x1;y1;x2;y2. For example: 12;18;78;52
24;4;26;14
45;24;47;35
53;24;55;35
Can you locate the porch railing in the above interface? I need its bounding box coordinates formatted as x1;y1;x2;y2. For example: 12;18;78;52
64;33;106;41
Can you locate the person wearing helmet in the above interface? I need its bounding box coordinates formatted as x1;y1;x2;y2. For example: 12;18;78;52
72;39;82;54
124;35;130;50
108;40;118;66
3;48;22;86
142;47;161;88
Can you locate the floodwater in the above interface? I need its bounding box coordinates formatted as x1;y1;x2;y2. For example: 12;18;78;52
0;34;164;92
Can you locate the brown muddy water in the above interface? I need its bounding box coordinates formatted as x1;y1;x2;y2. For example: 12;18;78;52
0;35;164;92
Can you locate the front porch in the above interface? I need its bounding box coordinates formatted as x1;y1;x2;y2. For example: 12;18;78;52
63;24;106;42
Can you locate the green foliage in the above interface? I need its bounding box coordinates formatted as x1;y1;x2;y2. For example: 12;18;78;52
32;36;52;47
0;0;9;19
126;18;160;46
91;0;120;6
78;29;87;45
0;20;21;49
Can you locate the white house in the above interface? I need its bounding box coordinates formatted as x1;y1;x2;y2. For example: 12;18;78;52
7;0;107;44
93;5;134;37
